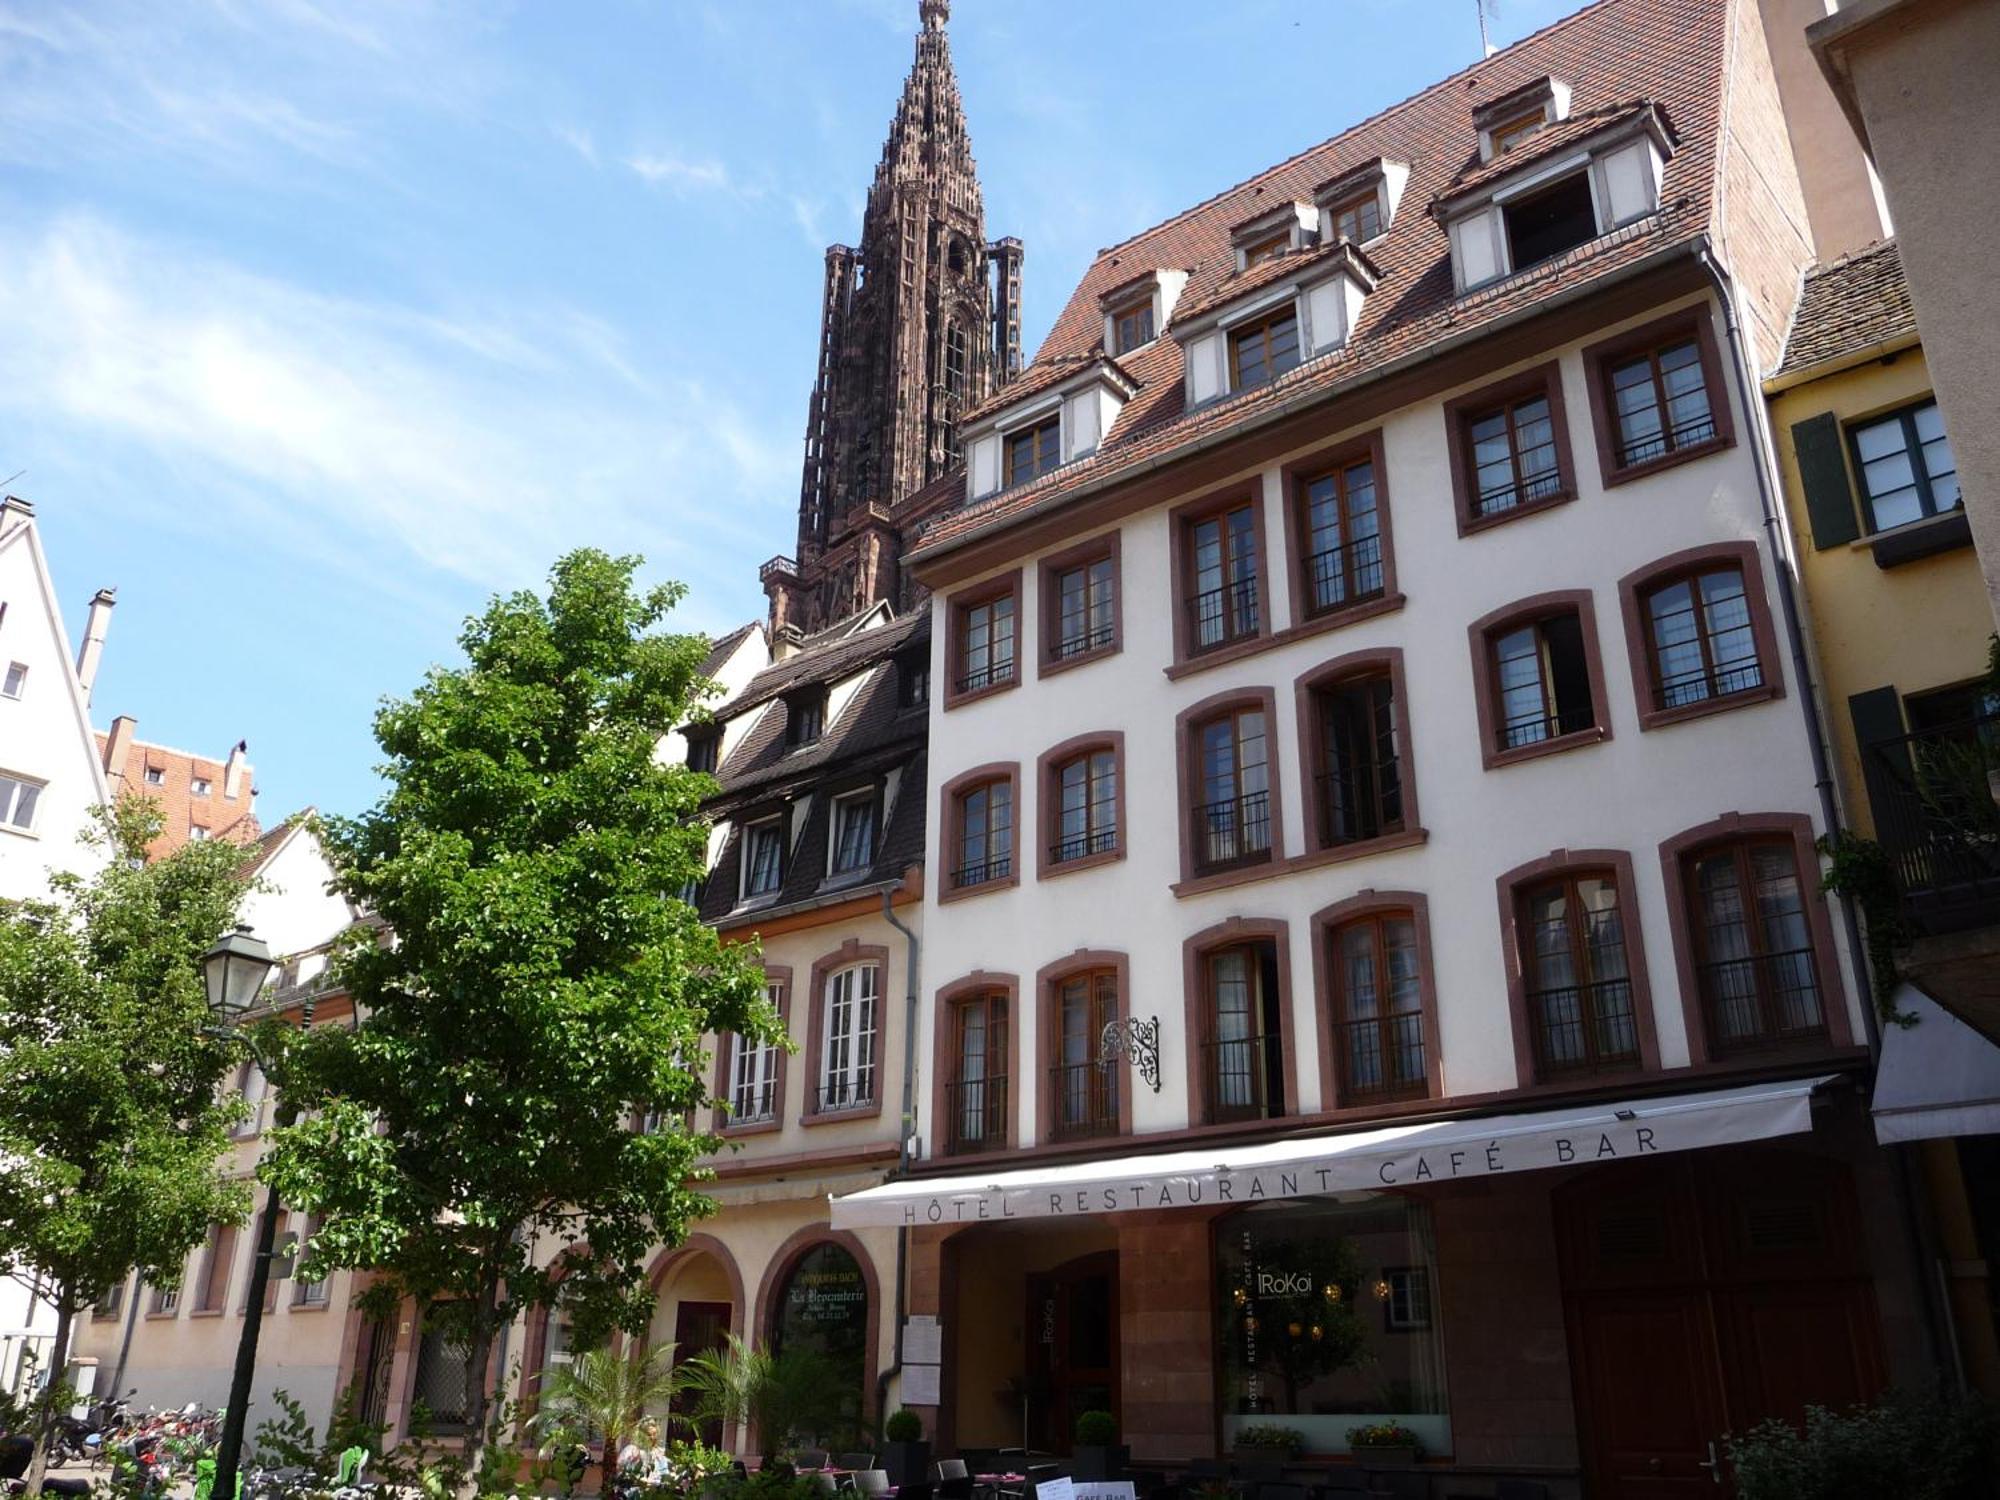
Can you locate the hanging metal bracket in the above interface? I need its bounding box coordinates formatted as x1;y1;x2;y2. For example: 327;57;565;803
1098;1015;1162;1093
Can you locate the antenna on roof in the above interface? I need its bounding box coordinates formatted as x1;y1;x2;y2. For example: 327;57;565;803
1476;0;1496;57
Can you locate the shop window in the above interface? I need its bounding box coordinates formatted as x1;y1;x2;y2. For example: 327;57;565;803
1200;940;1285;1124
1216;1199;1449;1457
945;989;1009;1155
1294;456;1386;618
1683;837;1826;1053
1327;912;1428;1104
1049;968;1119;1141
770;1243;868;1440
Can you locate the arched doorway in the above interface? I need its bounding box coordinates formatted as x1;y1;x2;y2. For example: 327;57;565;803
1556;1148;1885;1496
644;1239;743;1449
768;1240;871;1441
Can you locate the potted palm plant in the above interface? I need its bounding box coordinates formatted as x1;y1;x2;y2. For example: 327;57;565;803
675;1333;843;1465
1071;1410;1126;1481
532;1345;682;1493
882;1408;930;1488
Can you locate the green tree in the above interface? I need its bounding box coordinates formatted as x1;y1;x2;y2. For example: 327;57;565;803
533;1345;681;1489
0;800;254;1494
262;550;775;1473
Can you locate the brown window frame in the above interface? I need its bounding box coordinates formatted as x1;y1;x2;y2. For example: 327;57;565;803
1291;445;1390;622
1175;491;1265;661
1173;686;1285;892
939;979;1014;1157
1239;228;1290;266
1496;851;1660;1086
943;570;1022;710
1617;541;1784;731
1322;907;1433;1107
938;762;1021;904
1002;414;1062;488
1325;186;1383;243
1467;590;1612;770
1295;649;1421;860
1311;892;1442;1111
1038;953;1129;1143
1682;834;1832;1058
1037;731;1125;878
1581;308;1735;486
1110;299;1155;354
715;966;790;1137
1185;699;1276;879
1490;108;1548;153
1443;361;1577;534
1038;531;1122;676
1181;917;1294;1127
802;939;890;1124
1228;306;1303;391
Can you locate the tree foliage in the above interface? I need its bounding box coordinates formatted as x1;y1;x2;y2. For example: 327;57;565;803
0;798;254;1489
261;550;776;1462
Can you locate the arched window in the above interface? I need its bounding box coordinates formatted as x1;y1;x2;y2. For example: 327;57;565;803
770;1242;869;1435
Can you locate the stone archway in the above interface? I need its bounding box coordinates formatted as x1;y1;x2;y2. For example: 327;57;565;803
641;1235;747;1450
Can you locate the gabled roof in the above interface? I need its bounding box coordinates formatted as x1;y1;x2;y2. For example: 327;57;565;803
908;0;1727;562
1770;238;1915;382
700;621;764;680
961;352;1140;427
1430;98;1670;211
721;610;925;719
238;807;313;880
1168;238;1381;330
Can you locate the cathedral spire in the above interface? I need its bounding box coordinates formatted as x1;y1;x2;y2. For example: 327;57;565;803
770;0;1023;640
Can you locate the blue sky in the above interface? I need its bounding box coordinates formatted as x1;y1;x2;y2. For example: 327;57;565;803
1;0;1578;817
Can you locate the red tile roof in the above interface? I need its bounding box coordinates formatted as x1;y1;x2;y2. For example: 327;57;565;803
910;0;1725;562
1771;238;1914;380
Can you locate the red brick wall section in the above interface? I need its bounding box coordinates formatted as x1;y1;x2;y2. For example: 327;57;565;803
96;732;259;859
1116;1212;1219;1462
1429;1180;1580;1470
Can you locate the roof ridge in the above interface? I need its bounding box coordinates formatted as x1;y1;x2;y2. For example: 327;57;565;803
1803;234;1899;277
1086;0;1622;265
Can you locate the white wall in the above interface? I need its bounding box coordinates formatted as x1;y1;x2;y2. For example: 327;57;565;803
238;827;353;962
920;291;1863;1149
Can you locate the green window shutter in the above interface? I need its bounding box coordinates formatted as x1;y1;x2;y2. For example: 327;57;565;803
1847;685;1910;833
1793;412;1860;550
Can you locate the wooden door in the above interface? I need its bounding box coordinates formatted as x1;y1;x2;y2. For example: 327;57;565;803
1557;1151;1885;1498
671;1301;733;1448
1026;1253;1119;1453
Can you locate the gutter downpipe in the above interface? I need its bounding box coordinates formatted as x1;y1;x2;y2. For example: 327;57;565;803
876;886;922;1429
1696;238;1955;1385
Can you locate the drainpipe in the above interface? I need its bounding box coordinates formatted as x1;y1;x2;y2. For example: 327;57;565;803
1696;239;1955;1383
876;887;921;1430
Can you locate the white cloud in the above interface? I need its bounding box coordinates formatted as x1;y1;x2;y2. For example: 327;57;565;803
0;215;795;601
625;151;745;196
552;121;599;168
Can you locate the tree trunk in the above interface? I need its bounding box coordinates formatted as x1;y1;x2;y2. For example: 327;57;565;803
457;1277;502;1494
23;1294;75;1497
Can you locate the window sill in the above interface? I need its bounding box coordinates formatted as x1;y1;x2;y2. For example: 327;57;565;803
1860;508;1972;569
1481;724;1608;772
1601;433;1733;489
818;870;875;896
938;871;1020;905
1041;845;1124;881
1038;640;1120;681
943;675;1019;712
289;1300;332;1313
720;1116;783;1138
0;823;40;841
802;1101;884;1128
1167;594;1407;681
188;1308;224;1320
145;1310;178;1320
1635;680;1781;733
732;892;783;916
1171;829;1426;899
1457;488;1576;538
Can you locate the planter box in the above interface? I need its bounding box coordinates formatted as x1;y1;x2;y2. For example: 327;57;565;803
1355;1444;1419;1467
884;1440;931;1489
1230;1445;1297;1470
1070;1444;1127;1481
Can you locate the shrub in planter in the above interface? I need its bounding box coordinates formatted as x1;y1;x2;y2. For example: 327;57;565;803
1232;1424;1306;1460
1345;1422;1423;1466
882;1408;930;1489
1723;1389;1998;1500
1071;1411;1126;1481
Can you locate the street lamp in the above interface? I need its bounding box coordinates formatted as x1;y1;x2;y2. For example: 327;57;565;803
199;927;282;1500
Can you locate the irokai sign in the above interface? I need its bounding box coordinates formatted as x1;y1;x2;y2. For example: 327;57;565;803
829;1076;1829;1228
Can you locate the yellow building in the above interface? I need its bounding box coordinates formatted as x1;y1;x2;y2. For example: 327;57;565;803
1767;236;2000;1397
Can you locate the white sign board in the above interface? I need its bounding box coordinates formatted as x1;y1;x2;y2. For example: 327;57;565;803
903;1314;942;1364
1073;1484;1136;1500
901;1363;941;1405
1035;1480;1075;1500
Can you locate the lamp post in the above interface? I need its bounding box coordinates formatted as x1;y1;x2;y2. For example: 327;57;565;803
200;926;282;1500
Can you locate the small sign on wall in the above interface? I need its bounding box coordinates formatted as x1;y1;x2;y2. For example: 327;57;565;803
903;1314;941;1364
901;1364;941;1405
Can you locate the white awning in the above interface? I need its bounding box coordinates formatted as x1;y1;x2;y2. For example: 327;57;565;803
1873;986;2000;1144
829;1075;1832;1228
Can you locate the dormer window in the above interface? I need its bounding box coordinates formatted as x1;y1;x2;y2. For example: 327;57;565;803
1324;187;1381;245
829;788;879;876
1503;171;1598;271
1004;415;1061;487
1110;300;1155;355
1241;229;1289;267
1229;308;1302;390
898;648;930;709
1473;76;1571;162
1314;159;1407;247
685;727;720;774
1228;201;1316;272
785;691;824;747
742;816;785;900
1490;110;1547;154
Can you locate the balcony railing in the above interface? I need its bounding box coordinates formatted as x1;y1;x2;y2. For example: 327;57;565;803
1528;977;1640;1079
1304;534;1385;615
954;658;1016;695
815;1072;876;1114
1193;789;1272;873
944;1075;1008;1155
1050;827;1117;866
1201;1034;1280;1124
1474;462;1564;517
1332;1013;1428;1103
1862;714;2000;934
1617;410;1718;468
1187;576;1260;653
1499;703;1595;752
1698;948;1825;1054
951;854;1013;890
1316;764;1402;849
1050;621;1115;661
1048;1062;1120;1140
729;1077;778;1125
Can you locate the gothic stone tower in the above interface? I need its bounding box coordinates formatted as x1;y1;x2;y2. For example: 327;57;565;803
764;0;1022;639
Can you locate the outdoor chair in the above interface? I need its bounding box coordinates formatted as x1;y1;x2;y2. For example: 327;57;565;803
932;1460;969;1482
1026;1462;1066;1490
837;1453;876;1472
799;1451;832;1472
810;1473;840;1496
853;1470;894;1498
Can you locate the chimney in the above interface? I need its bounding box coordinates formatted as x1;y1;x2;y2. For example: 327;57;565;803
0;495;34;539
223;739;251;803
101;716;137;788
75;587;115;706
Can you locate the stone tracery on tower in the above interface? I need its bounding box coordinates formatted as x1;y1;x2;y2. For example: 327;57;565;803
763;0;1021;642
